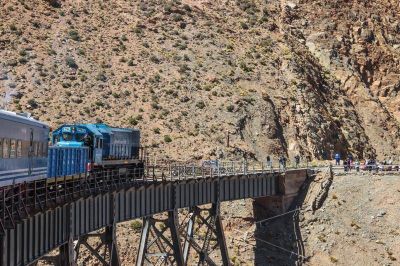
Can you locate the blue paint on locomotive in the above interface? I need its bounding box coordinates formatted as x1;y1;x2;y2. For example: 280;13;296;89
0;110;49;185
47;147;89;178
52;123;140;166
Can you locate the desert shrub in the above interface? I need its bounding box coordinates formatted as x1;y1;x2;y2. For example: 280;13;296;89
240;22;249;29
62;82;71;88
226;105;235;112
95;101;104;107
27;99;38;108
130;220;142;231
96;72;107;82
196;101;205;109
46;0;61;8
128;117;138;126
164;135;172;143
18;57;28;64
150;55;160;64
68;30;80;41
153;128;161;134
66;57;78;68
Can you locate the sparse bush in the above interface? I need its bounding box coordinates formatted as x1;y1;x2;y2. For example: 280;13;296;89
196;101;206;109
7;59;18;67
96;72;107;82
9;24;17;31
18;57;28;64
330;256;338;263
128;117;138;126
27;99;38;108
240;62;251;72
226;105;234;112
178;64;190;74
153;128;161;134
164;135;172;143
66;56;78;69
68;30;80;41
150;55;160;64
95;101;104;107
149;100;158;109
78;49;85;55
62;82;71;88
173;14;183;22
48;49;57;56
19;49;27;57
130;220;142;231
46;0;61;8
240;22;249;30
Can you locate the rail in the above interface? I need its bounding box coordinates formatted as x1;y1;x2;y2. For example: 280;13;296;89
0;167;145;234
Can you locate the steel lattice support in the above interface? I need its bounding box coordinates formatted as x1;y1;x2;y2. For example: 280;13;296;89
75;224;120;266
136;210;184;266
182;203;230;266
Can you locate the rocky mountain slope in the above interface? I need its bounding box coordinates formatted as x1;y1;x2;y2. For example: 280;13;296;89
1;0;399;162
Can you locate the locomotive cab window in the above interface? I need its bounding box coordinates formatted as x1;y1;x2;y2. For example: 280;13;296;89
76;133;85;142
62;133;73;141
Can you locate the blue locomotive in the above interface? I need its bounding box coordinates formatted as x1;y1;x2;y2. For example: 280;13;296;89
0;110;49;185
51;123;141;170
0;109;142;185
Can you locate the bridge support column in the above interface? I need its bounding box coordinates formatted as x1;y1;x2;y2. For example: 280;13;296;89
136;209;184;266
74;223;120;266
183;203;230;266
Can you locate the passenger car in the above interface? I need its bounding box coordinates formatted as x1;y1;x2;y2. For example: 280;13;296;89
0;110;49;185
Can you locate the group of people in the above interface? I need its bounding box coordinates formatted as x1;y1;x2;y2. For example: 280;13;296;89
265;154;302;170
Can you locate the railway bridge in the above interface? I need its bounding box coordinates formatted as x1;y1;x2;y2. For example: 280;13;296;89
0;162;312;266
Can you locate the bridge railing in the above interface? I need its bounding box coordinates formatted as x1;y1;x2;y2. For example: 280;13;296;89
0;167;145;234
144;160;310;181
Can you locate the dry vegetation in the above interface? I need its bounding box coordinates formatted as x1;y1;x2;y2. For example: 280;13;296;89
0;0;400;163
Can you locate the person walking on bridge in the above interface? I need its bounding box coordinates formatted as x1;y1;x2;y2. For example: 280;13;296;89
279;155;287;171
266;155;272;170
294;154;300;168
334;153;341;165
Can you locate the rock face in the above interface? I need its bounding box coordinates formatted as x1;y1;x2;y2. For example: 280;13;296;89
0;0;399;161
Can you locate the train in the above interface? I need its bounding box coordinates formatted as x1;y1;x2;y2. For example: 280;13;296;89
0;110;142;186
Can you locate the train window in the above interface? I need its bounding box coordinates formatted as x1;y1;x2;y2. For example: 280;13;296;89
62;133;73;141
38;142;42;157
3;139;10;158
33;142;38;157
76;133;85;142
17;140;22;158
9;140;16;158
0;139;2;158
44;142;48;157
54;135;60;144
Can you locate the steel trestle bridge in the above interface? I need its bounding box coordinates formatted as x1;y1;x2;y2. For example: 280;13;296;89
0;161;304;266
